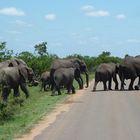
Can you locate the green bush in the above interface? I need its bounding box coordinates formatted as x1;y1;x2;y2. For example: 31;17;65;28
0;98;24;122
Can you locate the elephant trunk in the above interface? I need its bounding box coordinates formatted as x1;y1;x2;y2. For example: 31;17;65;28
85;72;89;88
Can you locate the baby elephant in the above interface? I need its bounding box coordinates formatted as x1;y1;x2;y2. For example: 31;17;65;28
40;71;50;91
52;67;79;96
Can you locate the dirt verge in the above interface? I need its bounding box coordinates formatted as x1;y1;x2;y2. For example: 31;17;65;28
15;85;89;140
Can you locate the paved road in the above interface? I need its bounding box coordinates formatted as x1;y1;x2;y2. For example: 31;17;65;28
34;79;140;140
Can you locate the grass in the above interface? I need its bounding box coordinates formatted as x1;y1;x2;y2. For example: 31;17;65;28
0;74;94;140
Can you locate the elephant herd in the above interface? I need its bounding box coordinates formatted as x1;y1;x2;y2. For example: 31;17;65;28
93;55;140;91
0;55;140;102
40;58;89;96
0;58;89;101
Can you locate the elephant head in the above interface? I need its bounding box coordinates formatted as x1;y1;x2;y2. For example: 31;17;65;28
18;66;35;84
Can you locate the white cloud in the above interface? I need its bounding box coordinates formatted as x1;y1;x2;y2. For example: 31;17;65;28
127;39;140;43
116;14;126;20
45;14;56;21
0;7;25;16
81;5;110;17
81;5;94;11
15;20;32;27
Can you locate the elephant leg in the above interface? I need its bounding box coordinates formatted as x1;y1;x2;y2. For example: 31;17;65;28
108;78;112;90
43;82;47;91
57;87;61;95
75;77;83;89
20;83;29;98
71;85;75;94
120;73;127;90
79;76;84;89
120;78;125;90
128;78;136;90
51;87;56;96
1;86;11;101
13;87;20;97
40;81;44;91
66;84;71;94
67;81;73;94
113;75;118;90
135;76;140;90
103;81;107;91
67;87;71;94
93;81;98;91
52;85;61;95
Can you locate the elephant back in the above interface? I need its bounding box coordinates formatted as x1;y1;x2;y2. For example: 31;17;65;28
50;59;74;70
0;58;27;68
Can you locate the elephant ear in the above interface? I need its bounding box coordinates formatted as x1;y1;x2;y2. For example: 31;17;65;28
26;67;34;82
74;68;81;78
18;66;28;81
80;63;88;73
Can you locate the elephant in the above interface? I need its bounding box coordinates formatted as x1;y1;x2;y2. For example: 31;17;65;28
0;58;39;87
118;55;140;90
92;63;119;91
40;71;51;91
0;58;27;68
50;58;89;91
51;67;80;95
0;65;35;101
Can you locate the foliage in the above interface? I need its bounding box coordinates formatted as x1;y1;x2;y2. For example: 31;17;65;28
34;42;48;56
0;42;13;61
66;52;121;72
0;98;24;122
0;41;122;74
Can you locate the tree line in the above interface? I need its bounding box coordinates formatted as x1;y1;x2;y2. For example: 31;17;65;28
0;41;122;75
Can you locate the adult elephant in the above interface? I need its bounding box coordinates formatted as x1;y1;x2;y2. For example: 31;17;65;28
52;67;80;95
50;58;89;90
92;63;119;91
40;71;50;91
119;56;140;90
0;65;35;101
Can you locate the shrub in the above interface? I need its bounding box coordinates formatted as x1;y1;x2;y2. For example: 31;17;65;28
0;98;25;122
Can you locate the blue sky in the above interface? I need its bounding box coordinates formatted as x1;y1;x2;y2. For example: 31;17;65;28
0;0;140;58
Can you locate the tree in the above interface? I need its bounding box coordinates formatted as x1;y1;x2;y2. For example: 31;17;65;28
0;42;13;61
98;51;111;57
34;42;48;56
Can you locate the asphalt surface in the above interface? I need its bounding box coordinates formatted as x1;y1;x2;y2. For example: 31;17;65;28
34;78;140;140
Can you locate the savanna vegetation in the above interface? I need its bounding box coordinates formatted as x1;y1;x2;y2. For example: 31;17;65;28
0;41;122;74
0;41;122;140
